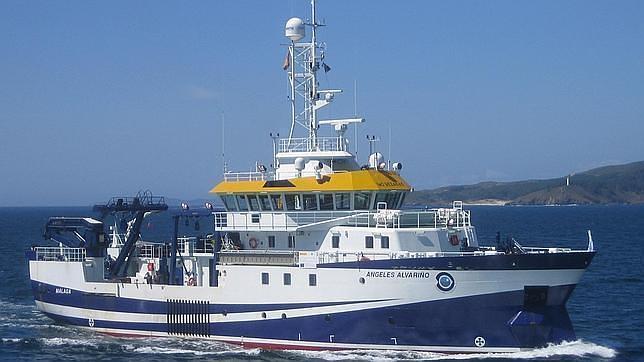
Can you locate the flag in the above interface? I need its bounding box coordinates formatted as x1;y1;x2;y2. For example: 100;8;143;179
323;62;331;73
282;49;291;70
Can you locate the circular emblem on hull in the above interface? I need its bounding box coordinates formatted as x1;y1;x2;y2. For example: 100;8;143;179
436;272;455;292
475;336;486;347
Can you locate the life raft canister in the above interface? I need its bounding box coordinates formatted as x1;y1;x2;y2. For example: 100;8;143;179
449;234;460;246
249;237;259;249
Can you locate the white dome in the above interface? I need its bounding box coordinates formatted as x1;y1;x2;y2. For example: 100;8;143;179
368;153;384;169
285;17;305;42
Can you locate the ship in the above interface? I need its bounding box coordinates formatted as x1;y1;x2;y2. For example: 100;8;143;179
27;0;595;353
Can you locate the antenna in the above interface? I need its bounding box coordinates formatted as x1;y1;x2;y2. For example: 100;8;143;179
221;112;227;174
354;79;358;157
388;122;392;170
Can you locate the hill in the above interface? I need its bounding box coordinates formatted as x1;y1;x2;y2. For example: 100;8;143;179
406;161;644;206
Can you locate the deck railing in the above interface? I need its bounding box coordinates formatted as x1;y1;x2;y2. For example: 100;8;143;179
278;136;347;153
214;208;471;231
33;247;86;262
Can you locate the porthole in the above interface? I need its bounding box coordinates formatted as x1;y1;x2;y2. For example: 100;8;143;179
261;312;267;319
359;277;366;284
281;313;287;319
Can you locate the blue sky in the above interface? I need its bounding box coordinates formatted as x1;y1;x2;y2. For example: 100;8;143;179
1;1;643;206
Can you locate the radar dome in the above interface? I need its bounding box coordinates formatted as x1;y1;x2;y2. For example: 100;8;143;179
368;153;384;169
294;157;306;171
285;17;305;42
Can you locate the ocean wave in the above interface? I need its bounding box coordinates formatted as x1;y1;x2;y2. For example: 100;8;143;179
289;340;617;361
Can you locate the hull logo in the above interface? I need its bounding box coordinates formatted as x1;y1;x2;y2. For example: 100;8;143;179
475;336;486;347
436;272;455;292
88;318;95;327
55;288;72;294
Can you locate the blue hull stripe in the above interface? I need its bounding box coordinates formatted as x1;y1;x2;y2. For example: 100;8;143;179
39;285;577;348
319;251;595;270
31;281;387;314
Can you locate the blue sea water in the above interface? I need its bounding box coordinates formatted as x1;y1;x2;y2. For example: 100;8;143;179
0;205;642;361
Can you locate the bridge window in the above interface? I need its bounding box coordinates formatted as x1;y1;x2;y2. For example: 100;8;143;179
332;235;340;248
335;193;351;210
236;195;249;211
268;235;275;248
258;194;272;210
261;272;269;285
398;192;407;208
283;273;292;285
309;274;317;286
354;192;371;210
303;194;318;211
365;236;374;248
285;194;300;210
270;194;284;211
319;193;334;210
247;195;260;211
381;236;390;249
221;195;237;211
288;235;296;248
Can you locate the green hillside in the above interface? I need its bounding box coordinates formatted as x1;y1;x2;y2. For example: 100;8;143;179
406;161;644;206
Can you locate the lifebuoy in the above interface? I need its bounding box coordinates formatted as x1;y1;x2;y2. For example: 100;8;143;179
188;277;197;286
249;237;258;249
449;234;460;246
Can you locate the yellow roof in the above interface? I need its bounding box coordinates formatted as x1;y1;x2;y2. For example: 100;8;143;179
210;169;411;194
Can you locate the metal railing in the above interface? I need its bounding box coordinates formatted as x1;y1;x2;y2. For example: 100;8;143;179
278;136;347;153
223;171;275;182
214;208;471;231
137;237;216;258
33;247;86;262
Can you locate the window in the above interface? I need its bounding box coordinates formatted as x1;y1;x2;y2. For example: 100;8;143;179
288;235;296;248
285;194;300;210
268;235;275;248
247;195;260;211
309;273;317;286
385;192;399;209
221;195;237;211
354;192;372;210
332;235;340;248
258;194;272;211
283;273;292;285
365;236;374;248
261;272;269;285
398;192;407;208
270;194;284;211
236;195;249;211
251;213;260;223
335;193;351;210
381;236;390;249
374;192;388;208
319;193;334;210
303;194;318;210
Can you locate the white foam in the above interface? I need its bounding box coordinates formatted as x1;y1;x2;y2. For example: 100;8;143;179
288;340;617;361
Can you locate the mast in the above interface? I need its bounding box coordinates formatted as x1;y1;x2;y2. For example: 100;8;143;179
285;0;323;152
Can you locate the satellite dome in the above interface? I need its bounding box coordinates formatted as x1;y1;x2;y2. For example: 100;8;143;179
368;153;384;169
294;157;306;171
285;17;305;42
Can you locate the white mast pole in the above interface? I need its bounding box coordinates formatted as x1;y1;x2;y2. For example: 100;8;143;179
288;40;296;146
310;0;318;150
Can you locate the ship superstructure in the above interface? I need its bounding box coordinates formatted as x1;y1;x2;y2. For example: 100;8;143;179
27;0;595;353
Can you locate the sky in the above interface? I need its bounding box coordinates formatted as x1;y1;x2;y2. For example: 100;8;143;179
1;0;643;206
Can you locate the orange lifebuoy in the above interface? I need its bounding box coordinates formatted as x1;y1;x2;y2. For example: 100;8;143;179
249;237;258;249
449;234;460;246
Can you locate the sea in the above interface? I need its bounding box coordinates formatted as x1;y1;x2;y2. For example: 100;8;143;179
0;205;642;361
